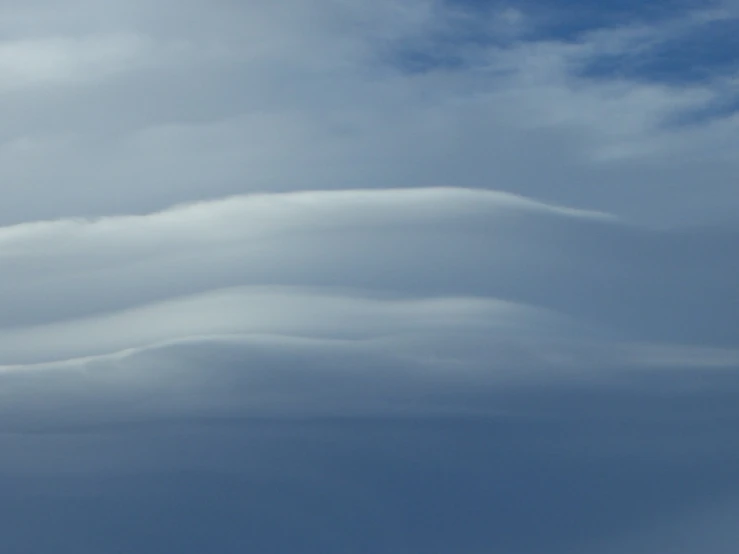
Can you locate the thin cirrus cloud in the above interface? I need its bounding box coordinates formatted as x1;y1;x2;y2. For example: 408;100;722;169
1;0;739;553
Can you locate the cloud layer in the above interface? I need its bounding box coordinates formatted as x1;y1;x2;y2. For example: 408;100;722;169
2;0;739;552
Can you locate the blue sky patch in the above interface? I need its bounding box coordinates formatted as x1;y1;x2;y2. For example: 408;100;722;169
447;0;717;40
390;0;737;85
579;17;739;85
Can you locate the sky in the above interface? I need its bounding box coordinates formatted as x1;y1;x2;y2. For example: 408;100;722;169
1;0;739;552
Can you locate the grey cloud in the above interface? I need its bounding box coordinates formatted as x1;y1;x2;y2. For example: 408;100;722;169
1;1;739;552
2;334;739;553
3;331;739;430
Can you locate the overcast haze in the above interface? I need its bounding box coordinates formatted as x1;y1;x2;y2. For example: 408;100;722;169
2;0;739;552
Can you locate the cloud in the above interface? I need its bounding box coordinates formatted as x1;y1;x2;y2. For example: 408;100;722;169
2;330;739;554
0;0;737;225
1;186;738;475
2;187;737;356
0;34;150;91
1;1;739;552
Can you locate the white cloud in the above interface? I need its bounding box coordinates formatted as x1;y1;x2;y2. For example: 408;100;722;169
0;1;736;224
0;286;564;365
0;186;736;365
0;187;605;363
0;34;151;90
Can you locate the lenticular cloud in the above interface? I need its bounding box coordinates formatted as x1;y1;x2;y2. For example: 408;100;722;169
1;186;736;358
1;187;608;363
2;187;739;554
1;186;738;425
